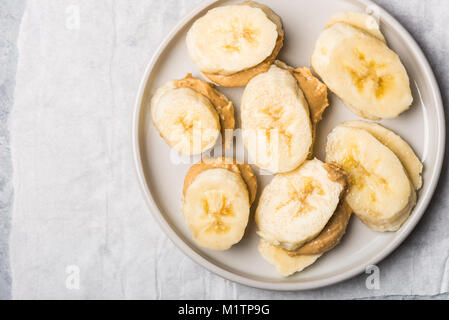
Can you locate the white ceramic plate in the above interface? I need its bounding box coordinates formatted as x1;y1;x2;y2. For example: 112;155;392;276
132;0;445;290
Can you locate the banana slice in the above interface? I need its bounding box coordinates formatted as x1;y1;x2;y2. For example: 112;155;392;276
151;76;234;155
241;64;313;173
326;125;416;231
311;21;412;119
258;239;321;277
187;2;278;75
256;159;347;250
182;167;251;250
342;120;422;189
327;12;385;42
187;1;283;87
174;74;235;149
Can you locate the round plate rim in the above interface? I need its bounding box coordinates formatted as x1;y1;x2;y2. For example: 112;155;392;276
131;0;445;291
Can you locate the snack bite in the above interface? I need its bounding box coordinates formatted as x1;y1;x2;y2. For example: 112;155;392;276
186;1;284;87
326;122;422;231
311;12;413;119
182;157;257;250
241;61;329;174
256;159;352;276
150;75;234;155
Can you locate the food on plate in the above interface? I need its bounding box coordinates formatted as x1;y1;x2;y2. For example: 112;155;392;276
342;120;422;189
186;1;284;87
150;75;234;155
258;201;352;277
241;64;312;173
274;61;329;145
241;62;329;173
256;159;350;276
287;200;352;256
148;3;427;280
311;12;413;119
256;159;347;250
326;12;385;42
182;157;257;250
325;122;421;231
258;239;322;277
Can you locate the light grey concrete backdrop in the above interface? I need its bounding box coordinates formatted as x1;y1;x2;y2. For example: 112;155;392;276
0;0;26;299
1;0;448;299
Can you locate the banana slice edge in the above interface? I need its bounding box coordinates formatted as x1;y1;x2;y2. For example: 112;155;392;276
326;12;385;42
183;157;257;205
258;239;322;277
287;200;352;256
342;120;423;190
150;81;221;155
274;60;329;157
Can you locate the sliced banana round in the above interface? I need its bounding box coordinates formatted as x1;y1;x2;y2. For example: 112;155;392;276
187;1;283;87
342;120;422;189
173;74;235;149
311;21;412;119
151;81;221;155
258;239;321;277
187;2;278;75
256;159;347;250
241;64;313;173
182;168;250;250
326;125;416;231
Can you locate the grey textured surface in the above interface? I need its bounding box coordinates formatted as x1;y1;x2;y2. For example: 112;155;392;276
371;0;449;300
0;0;26;300
2;0;449;299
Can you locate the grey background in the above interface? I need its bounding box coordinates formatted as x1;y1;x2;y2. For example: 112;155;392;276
1;0;448;299
0;0;26;299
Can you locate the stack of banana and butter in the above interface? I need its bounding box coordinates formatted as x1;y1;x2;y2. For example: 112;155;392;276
150;1;422;277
